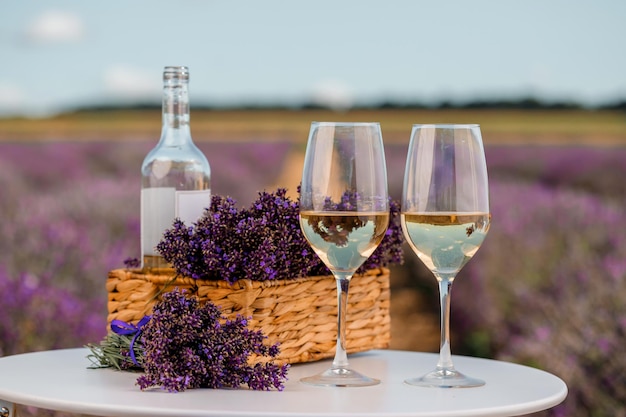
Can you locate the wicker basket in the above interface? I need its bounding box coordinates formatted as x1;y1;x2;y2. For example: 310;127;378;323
106;267;391;365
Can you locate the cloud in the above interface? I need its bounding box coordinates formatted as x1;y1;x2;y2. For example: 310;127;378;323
25;10;85;44
0;83;58;117
103;65;160;102
310;80;354;111
0;82;27;115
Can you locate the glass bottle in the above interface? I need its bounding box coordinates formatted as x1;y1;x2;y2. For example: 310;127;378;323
141;66;211;270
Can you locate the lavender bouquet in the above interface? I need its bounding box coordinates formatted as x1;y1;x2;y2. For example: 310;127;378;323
156;187;403;283
88;290;289;392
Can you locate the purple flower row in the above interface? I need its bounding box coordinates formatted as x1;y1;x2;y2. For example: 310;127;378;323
450;180;626;416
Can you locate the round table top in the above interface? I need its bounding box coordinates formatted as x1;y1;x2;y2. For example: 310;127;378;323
0;348;566;417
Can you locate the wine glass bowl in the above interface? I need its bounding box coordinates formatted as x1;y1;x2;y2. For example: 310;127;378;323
299;122;389;387
402;124;490;388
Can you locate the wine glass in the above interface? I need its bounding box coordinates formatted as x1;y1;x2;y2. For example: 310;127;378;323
299;122;389;387
401;124;490;388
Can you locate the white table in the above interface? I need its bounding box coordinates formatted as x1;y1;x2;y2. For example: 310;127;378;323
0;348;566;417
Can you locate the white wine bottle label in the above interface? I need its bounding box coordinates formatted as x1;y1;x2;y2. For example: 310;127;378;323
141;187;176;256
175;189;211;226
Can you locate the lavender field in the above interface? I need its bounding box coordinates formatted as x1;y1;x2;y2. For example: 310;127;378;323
1;139;626;416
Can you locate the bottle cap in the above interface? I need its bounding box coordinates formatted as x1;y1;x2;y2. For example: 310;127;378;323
163;66;189;81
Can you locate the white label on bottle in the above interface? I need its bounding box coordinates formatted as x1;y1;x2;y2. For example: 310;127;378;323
141;187;176;256
175;189;211;225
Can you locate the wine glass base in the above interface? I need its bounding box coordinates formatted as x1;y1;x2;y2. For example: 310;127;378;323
404;368;485;388
301;367;380;387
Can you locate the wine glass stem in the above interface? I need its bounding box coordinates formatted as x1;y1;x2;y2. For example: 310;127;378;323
437;276;455;370
332;274;352;369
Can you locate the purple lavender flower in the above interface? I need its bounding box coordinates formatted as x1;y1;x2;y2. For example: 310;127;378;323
157;188;404;282
136;289;289;392
123;257;141;269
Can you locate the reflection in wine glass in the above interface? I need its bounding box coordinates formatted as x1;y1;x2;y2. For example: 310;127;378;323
402;124;491;388
299;122;389;387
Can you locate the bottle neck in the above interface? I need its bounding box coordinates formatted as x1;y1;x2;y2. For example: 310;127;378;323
160;67;192;146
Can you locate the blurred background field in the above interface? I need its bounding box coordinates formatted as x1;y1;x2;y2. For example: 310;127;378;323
1;107;626;416
2;107;626;145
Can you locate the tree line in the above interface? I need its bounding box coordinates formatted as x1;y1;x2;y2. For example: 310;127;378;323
73;97;626;113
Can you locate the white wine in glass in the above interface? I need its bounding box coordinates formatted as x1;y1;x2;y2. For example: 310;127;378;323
299;122;389;387
402;124;491;388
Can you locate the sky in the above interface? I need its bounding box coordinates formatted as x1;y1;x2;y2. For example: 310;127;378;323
1;0;625;116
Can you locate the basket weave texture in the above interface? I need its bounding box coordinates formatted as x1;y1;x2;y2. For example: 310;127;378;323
106;267;391;365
